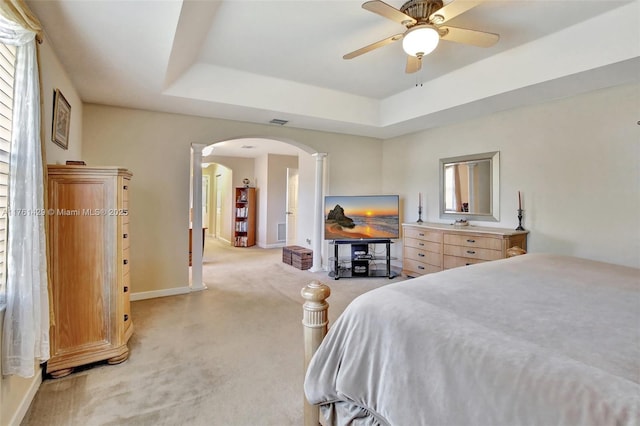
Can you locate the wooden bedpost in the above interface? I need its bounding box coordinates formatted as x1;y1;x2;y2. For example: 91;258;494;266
302;280;331;426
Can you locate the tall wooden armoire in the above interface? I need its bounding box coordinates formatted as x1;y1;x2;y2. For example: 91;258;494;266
46;165;133;378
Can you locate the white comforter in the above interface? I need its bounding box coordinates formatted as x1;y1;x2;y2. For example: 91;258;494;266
304;254;640;426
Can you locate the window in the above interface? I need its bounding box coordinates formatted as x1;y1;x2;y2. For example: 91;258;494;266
0;42;15;305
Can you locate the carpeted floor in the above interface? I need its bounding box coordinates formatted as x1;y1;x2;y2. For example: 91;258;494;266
21;238;404;426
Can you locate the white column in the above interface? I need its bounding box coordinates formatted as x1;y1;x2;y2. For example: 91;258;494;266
310;153;327;272
191;143;207;291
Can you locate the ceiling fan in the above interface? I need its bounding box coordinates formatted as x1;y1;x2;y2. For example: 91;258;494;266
344;0;499;73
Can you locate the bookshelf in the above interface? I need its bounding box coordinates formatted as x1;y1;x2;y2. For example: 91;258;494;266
234;187;256;247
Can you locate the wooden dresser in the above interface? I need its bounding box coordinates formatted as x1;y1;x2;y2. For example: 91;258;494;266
47;165;133;378
402;222;528;277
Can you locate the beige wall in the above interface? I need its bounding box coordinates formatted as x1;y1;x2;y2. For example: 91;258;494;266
382;83;640;268
82;105;383;294
40;36;83;165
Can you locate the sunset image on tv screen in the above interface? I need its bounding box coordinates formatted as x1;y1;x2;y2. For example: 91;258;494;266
324;195;399;240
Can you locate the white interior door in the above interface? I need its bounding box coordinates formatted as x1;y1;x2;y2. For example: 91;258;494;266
215;174;222;238
285;168;298;245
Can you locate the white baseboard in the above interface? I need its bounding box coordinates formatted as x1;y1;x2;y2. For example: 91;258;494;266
131;286;191;301
9;368;42;426
260;242;286;249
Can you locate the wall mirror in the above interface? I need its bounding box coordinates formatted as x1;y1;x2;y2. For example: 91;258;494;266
439;151;499;222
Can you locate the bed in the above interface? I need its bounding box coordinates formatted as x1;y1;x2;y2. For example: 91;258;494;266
302;253;640;426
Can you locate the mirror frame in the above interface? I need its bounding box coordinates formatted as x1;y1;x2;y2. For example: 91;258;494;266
439;151;500;222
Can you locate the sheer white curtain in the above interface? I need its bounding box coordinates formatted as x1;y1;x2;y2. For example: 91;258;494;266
0;13;49;377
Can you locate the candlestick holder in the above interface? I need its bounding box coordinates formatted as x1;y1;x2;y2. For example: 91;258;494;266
516;208;525;231
417;205;423;223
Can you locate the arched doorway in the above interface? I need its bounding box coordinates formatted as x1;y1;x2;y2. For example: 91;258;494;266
190;138;326;289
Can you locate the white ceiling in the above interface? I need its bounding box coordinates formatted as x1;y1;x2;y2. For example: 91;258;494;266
28;0;640;157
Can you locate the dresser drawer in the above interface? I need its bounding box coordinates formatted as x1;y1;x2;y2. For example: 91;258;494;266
404;237;441;253
123;269;131;293
403;259;441;277
404;246;441;267
443;244;502;261
122;222;130;249
404;227;442;243
122;247;130;275
122;179;130;199
444;233;502;251
122;179;130;213
443;255;485;269
122;282;131;332
122;272;131;330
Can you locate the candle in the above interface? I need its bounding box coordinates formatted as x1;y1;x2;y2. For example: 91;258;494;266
419;192;422;208
518;191;522;210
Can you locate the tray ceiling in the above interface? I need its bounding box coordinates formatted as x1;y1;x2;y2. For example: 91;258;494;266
28;0;640;141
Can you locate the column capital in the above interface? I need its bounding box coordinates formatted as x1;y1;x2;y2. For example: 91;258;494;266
191;143;206;153
312;152;328;159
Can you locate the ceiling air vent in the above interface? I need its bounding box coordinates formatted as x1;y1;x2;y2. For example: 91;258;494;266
269;118;288;126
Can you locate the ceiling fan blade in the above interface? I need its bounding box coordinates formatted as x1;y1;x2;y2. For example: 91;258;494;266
343;33;403;59
429;0;484;25
363;0;416;25
439;26;499;47
405;55;422;74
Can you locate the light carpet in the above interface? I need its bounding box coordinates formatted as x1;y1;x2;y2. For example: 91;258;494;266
21;238;404;426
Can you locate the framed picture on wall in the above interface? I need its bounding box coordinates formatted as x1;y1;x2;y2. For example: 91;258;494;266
52;88;70;150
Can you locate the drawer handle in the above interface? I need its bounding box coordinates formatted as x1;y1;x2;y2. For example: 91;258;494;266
123;233;128;239
124;286;129;293
418;242;424;246
466;250;476;255
123;259;129;265
466;239;475;243
124;314;129;321
418;233;425;236
465;263;472;266
418;265;425;270
123;185;128;190
418;253;425;257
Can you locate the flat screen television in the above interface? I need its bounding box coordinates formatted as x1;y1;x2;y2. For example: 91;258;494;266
324;195;400;241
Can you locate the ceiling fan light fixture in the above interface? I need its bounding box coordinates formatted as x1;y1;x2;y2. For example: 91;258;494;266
402;25;439;57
